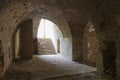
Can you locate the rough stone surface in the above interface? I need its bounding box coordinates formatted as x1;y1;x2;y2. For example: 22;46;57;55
82;22;99;67
19;19;33;59
0;0;120;79
1;55;96;80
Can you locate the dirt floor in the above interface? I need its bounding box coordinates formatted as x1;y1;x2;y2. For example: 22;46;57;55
1;55;98;80
45;72;101;80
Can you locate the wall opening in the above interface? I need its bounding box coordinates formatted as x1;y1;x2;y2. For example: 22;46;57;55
37;19;62;55
13;19;33;60
32;16;72;60
83;22;99;67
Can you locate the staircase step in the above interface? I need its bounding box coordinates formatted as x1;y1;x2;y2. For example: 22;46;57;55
38;38;56;55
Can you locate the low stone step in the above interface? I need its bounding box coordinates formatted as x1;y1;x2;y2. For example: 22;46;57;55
38;38;56;55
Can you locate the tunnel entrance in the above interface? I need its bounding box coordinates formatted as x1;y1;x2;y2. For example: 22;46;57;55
13;17;72;60
36;19;62;55
10;18;96;80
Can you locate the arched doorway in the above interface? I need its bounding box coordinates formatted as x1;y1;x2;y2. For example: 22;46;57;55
83;22;99;67
31;17;72;60
37;19;58;55
12;19;33;60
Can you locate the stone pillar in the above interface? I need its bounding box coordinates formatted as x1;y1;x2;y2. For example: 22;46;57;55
19;19;33;59
72;36;83;62
33;17;41;54
96;39;104;75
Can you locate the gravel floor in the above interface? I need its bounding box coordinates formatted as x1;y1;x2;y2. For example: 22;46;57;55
1;55;97;80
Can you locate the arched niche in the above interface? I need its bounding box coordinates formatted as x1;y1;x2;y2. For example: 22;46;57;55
83;22;99;67
11;19;33;60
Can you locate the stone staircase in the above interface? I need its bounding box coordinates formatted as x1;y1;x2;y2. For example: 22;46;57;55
37;38;56;55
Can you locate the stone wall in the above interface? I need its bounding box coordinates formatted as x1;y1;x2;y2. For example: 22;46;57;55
0;40;4;76
0;0;120;79
33;17;41;54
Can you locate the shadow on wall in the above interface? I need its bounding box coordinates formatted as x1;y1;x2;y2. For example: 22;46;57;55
101;40;117;79
0;40;4;76
13;19;33;60
33;38;38;54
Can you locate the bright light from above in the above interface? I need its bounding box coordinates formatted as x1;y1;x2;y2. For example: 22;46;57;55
37;19;62;52
37;19;55;38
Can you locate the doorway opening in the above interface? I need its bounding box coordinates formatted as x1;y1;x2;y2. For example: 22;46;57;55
37;19;62;55
83;22;99;67
13;19;33;60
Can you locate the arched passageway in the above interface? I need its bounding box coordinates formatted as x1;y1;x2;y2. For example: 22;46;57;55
36;19;62;55
0;0;120;80
13;19;33;59
12;14;72;61
8;19;97;80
